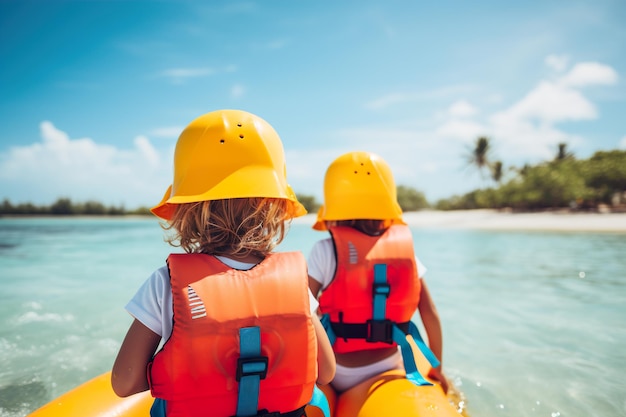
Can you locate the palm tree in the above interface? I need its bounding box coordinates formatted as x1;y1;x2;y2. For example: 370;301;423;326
555;142;574;161
467;136;492;178
491;160;503;183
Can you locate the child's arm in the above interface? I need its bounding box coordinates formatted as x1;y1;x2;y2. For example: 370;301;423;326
111;319;161;397
308;275;336;384
308;276;323;300
417;280;449;393
312;313;336;385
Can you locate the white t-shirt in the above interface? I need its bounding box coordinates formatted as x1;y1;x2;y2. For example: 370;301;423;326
307;237;427;290
126;255;319;341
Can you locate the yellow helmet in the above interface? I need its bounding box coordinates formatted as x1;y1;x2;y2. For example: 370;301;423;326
313;151;405;231
151;109;306;221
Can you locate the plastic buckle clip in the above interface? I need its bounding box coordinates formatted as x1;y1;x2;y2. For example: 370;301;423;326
366;319;394;343
372;282;391;297
235;356;268;382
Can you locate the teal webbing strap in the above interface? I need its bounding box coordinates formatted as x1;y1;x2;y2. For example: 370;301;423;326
373;263;432;386
236;326;267;417
149;398;166;417
310;385;331;417
391;325;432;386
372;263;390;320
320;313;337;345
408;321;441;368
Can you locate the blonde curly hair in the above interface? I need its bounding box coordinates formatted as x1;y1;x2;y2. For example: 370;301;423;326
162;198;291;258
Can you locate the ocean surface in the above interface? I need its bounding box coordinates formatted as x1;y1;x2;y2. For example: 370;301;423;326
0;217;625;417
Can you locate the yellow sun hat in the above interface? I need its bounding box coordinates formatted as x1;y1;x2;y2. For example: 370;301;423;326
313;151;405;231
151;109;306;221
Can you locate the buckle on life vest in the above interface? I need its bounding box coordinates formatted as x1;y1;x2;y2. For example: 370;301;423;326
372;282;391;297
235;356;269;381
366;318;394;343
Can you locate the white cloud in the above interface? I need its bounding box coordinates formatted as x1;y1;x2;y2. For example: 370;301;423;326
134;135;160;167
365;92;414;110
318;57;618;200
448;100;478;118
482;61;618;160
0;122;171;207
432;101;485;143
431;60;618;166
150;127;183;138
158;65;239;84
545;54;569;72
499;81;597;123
486;93;504;104
160;67;214;78
619;136;626;150
365;85;478;110
489;115;580;161
285;124;467;202
559;62;619;87
435;119;486;142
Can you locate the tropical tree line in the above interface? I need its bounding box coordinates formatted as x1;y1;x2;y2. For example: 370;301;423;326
436;138;626;211
0;186;430;217
3;142;624;216
0;198;151;216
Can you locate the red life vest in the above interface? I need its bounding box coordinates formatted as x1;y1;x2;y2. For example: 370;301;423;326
148;252;317;417
319;225;421;353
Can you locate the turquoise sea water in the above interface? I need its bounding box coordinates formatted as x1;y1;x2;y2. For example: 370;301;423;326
0;217;625;417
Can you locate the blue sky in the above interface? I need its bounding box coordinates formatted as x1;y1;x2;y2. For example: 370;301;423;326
1;0;624;209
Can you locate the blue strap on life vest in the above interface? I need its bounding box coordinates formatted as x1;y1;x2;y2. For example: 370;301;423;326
236;326;268;417
321;263;441;388
374;263;440;387
407;321;441;369
391;325;431;386
149;398;166;417
310;385;331;417
372;263;390;320
320;313;337;345
236;326;329;417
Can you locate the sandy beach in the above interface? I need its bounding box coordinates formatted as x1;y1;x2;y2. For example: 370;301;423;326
293;209;626;233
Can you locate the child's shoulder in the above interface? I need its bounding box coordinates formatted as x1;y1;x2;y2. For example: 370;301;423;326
310;237;334;255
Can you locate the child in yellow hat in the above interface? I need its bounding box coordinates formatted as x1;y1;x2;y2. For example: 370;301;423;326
308;151;447;394
112;110;335;417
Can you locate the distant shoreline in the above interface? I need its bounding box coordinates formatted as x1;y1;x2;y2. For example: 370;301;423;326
3;210;626;233
292;209;626;233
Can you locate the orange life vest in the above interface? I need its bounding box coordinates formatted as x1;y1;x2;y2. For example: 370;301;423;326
148;252;317;417
319;225;421;353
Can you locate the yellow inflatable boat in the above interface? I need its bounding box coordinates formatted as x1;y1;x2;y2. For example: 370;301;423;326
28;338;463;417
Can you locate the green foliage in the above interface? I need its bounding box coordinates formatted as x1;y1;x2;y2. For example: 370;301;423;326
491;161;503;183
497;160;594;210
295;194;320;214
81;201;107;215
466;136;492;178
434;188;498;210
128;206;153;215
0;198;133;216
50;198;74;215
439;149;626;210
555;142;574;161
1;199;48;215
582;150;626;203
396;185;429;211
